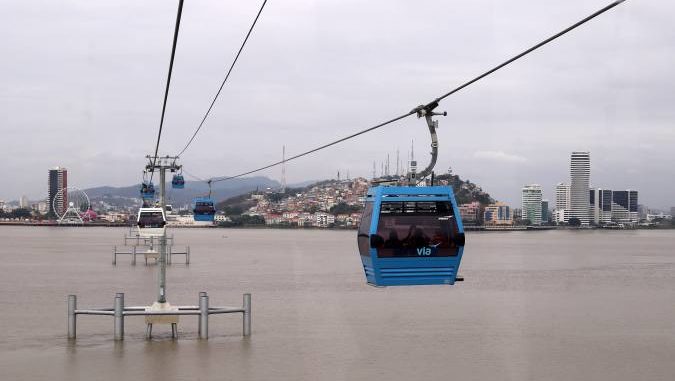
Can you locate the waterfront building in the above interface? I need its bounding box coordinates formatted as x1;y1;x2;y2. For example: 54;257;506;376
47;167;68;217
512;208;522;220
589;188;613;225
459;202;481;225
611;190;638;223
554;183;570;223
19;195;28;209
553;208;568;224
646;212;672;222
214;214;231;223
521;184;543;225
671;207;675;218
541;200;549;223
37;201;48;214
570;152;590;225
483;202;513;225
315;212;335;227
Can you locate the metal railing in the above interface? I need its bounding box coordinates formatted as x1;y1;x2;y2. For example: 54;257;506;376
67;292;251;340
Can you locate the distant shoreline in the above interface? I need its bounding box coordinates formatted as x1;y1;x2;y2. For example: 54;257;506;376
1;221;671;231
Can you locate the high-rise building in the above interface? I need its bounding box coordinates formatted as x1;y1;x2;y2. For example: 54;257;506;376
555;183;570;211
521;184;543;225
589;188;613;225
541;200;549;223
611;190;638;223
48;167;68;217
570;152;590;225
554;183;570;223
19;195;28;209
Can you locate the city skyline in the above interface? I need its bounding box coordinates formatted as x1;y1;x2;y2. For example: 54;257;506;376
1;1;674;209
0;149;669;214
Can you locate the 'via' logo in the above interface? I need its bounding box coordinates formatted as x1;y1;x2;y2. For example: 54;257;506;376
417;247;432;256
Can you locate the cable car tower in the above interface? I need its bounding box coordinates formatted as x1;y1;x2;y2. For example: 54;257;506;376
144;155;181;304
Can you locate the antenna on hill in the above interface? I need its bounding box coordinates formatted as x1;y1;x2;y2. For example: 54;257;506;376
396;148;400;176
281;145;286;193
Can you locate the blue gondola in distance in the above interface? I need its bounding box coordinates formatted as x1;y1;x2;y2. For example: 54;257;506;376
192;197;215;222
172;174;185;189
140;182;156;200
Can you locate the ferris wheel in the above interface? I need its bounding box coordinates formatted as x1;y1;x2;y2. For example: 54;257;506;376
52;186;91;225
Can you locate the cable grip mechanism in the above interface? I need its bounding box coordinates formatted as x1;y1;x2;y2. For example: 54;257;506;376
407;102;446;184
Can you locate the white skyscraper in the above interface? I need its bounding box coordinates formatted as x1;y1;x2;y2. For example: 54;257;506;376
554;182;571;224
570;152;590;226
521;184;543;225
555;183;570;209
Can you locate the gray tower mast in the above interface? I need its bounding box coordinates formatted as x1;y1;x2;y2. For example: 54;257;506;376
281;145;286;193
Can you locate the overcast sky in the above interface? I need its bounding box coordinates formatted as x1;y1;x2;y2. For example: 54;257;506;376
1;0;673;209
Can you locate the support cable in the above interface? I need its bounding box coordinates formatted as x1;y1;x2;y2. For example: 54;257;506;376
206;0;626;184
211;112;414;183
150;0;185;182
175;0;268;158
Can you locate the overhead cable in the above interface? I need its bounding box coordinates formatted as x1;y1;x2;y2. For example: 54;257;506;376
209;0;626;184
210;112;414;183
150;0;185;182
175;0;269;158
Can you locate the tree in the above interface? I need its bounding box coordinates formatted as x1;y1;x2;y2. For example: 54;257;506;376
329;202;361;215
12;208;32;219
516;219;532;226
265;192;285;203
568;217;582;227
222;205;244;216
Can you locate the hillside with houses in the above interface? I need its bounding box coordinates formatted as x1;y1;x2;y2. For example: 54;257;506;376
215;174;497;228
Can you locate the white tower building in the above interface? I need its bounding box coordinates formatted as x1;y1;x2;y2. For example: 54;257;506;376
569;152;590;226
555;183;570;211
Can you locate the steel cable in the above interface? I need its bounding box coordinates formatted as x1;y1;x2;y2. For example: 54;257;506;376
175;0;268;158
205;0;626;184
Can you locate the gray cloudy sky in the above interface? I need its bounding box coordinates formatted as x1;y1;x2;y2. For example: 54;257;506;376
1;0;673;209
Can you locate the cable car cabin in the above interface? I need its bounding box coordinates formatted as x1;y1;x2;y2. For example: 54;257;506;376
140;182;156;200
137;207;167;237
171;174;185;189
192;197;215;222
357;186;465;286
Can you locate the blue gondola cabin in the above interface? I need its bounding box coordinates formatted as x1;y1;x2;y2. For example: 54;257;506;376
192;197;216;222
357;185;465;286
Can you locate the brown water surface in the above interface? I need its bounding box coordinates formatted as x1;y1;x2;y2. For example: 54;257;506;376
0;227;674;380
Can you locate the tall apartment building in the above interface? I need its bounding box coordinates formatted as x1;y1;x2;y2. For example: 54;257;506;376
554;182;570;223
589;188;613;224
521;184;543;225
48;167;68;217
570;152;590;225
